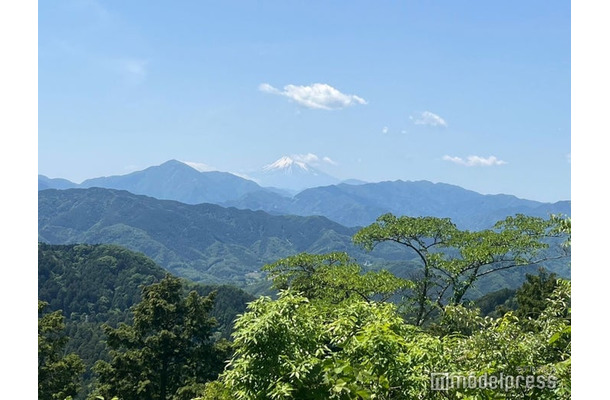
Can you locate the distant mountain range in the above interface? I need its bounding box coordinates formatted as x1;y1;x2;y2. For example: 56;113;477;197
38;187;570;297
38;175;79;190
224;181;571;230
39;159;570;230
80;159;263;204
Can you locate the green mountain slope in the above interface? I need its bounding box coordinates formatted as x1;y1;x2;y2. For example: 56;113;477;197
38;188;367;285
38;243;254;391
39;188;569;298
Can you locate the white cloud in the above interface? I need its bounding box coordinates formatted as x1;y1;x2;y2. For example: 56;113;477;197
291;153;337;166
322;156;338;165
566;153;571;163
182;161;215;172
382;126;389;134
292;153;319;163
104;57;149;84
412;111;448;127
259;83;367;110
118;58;148;83
443;155;507;167
124;59;147;76
230;171;259;182
258;83;278;94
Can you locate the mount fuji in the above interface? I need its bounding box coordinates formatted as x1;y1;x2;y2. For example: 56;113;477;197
251;156;340;192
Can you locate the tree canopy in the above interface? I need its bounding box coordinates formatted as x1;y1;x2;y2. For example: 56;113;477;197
194;213;571;399
37;214;571;399
352;213;570;325
92;275;229;400
198;281;571;399
39;301;85;400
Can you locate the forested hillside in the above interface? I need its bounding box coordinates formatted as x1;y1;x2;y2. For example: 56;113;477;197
38;188;375;285
38;243;254;397
38;215;570;399
38;188;570;298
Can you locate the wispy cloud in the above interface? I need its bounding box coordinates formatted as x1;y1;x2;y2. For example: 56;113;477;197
566;153;571;163
382;126;389;134
116;58;148;84
322;156;338;165
259;83;367;110
51;1;147;86
443;155;507;167
230;171;258;182
292;153;320;163
70;0;111;24
410;111;448;127
182;161;215;172
292;153;337;166
87;0;110;18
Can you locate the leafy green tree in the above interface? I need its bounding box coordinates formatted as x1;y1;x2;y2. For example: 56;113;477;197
513;214;569;328
474;287;517;317
210;290;444;400
550;214;571;247
39;300;85;400
443;279;571;399
92;275;227;400
262;252;411;305
515;268;561;325
201;282;570;400
197;213;571;400
353;213;569;325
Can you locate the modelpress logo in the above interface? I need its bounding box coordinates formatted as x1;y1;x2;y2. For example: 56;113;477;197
430;372;558;392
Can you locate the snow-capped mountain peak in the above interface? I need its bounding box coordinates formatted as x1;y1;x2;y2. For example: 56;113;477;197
263;156;310;173
254;155;339;191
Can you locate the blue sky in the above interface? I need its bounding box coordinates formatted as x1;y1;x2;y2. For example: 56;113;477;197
38;0;570;202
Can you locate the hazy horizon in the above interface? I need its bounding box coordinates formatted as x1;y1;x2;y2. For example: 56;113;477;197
39;157;571;203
